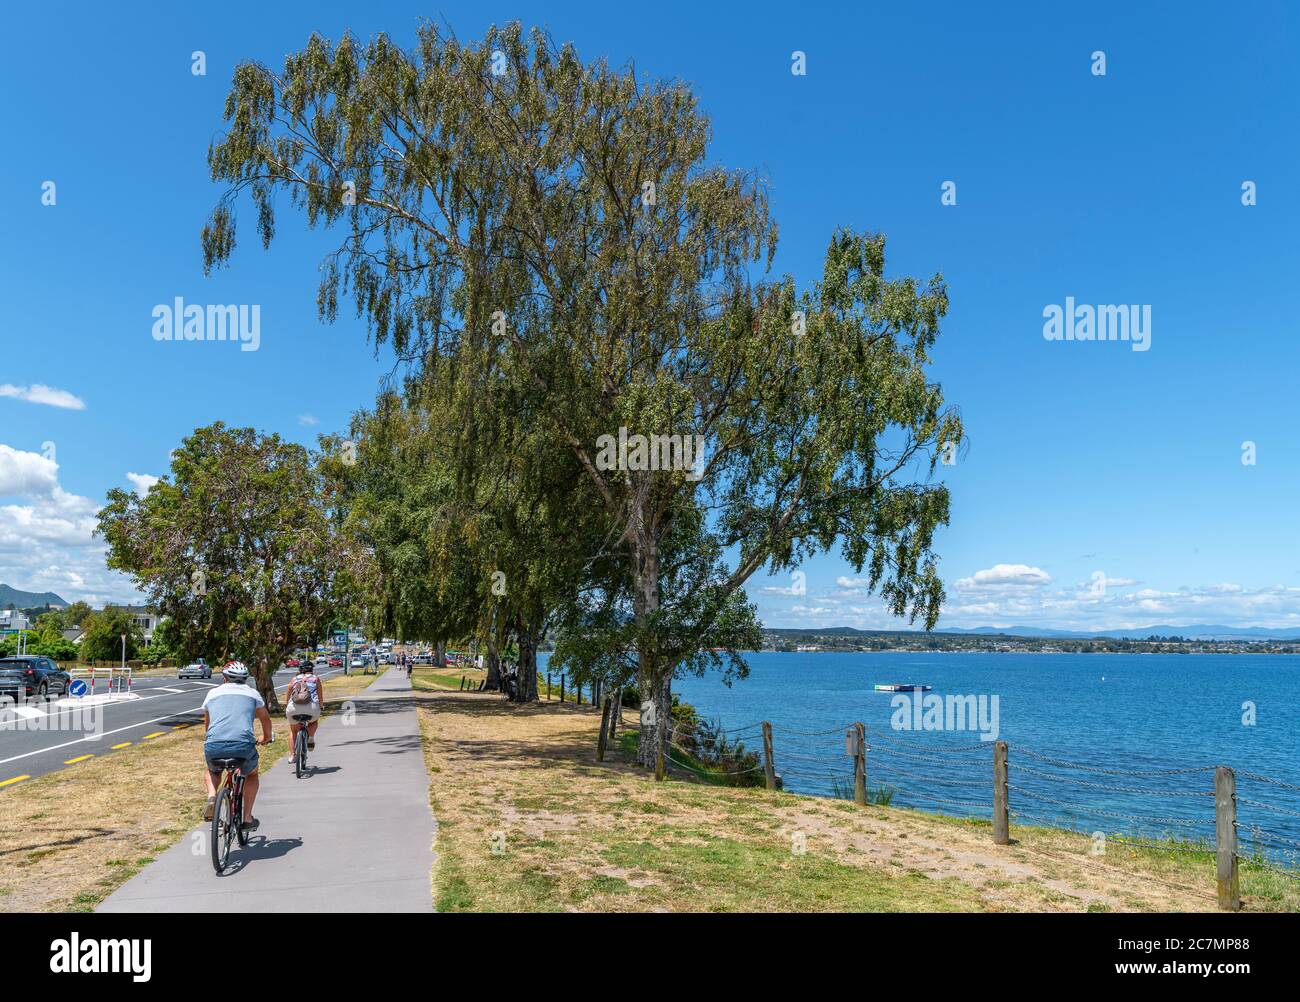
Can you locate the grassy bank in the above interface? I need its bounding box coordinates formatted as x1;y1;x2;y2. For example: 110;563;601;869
413;688;1300;913
0;672;379;912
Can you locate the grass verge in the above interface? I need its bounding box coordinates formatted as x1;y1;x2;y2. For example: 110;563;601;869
414;688;1300;913
0;671;379;912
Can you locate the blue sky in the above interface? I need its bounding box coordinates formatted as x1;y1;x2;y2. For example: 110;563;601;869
2;1;1298;631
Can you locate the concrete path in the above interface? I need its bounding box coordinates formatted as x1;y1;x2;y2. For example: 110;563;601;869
98;668;436;912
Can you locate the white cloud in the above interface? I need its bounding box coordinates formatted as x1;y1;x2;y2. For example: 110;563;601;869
955;563;1052;589
298;413;319;427
0;383;86;410
0;442;142;605
0;444;60;497
126;472;160;495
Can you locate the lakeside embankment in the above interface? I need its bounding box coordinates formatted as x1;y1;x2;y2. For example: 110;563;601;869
409;668;1300;912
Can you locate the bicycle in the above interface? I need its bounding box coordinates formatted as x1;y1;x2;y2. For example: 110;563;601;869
291;713;313;778
209;756;252;874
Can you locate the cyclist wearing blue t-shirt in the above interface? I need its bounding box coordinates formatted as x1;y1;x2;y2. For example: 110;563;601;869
201;661;273;830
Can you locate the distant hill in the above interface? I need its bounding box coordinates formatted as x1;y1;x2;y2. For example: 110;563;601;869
764;623;1300;642
0;583;70;610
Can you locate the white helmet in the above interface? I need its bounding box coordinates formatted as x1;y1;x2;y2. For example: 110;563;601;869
221;660;249;682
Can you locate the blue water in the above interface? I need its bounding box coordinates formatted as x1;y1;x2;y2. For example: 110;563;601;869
543;651;1300;861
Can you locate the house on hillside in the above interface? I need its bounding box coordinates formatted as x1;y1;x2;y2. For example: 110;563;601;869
104;605;162;644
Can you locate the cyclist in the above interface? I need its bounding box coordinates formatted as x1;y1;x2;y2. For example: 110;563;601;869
202;661;273;830
285;661;324;751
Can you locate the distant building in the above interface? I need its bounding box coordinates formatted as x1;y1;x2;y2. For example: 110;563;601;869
0;609;32;632
104;605;162;643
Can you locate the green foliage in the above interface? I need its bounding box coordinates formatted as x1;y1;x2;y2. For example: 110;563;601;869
202;22;963;746
96;422;352;705
79;610;143;663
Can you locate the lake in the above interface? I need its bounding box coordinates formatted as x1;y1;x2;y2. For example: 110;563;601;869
543;651;1300;862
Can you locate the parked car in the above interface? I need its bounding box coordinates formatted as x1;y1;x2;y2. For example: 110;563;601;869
0;656;71;698
178;658;212;679
349;656;365;670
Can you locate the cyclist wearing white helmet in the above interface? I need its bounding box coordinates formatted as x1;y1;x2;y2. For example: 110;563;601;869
201;661;273;830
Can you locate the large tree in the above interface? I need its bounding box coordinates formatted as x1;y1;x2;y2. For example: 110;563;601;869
97;423;347;708
201;23;963;767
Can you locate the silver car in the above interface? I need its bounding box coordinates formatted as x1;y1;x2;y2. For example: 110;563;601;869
178;658;212;679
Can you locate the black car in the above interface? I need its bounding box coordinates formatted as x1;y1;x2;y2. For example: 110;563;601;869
0;656;72;698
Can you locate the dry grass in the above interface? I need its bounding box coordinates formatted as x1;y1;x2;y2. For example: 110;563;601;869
0;672;379;912
415;688;1300;913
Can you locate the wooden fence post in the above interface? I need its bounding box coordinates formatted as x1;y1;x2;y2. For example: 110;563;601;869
762;721;776;790
655;717;666;782
853;722;867;805
559;674;565;703
597;697;611;761
546;672;551;700
992;740;1010;845
1216;765;1240;911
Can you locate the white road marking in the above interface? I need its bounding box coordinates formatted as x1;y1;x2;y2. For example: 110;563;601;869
0;667;347;767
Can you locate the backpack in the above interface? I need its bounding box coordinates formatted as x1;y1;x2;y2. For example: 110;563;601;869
290;674;315;704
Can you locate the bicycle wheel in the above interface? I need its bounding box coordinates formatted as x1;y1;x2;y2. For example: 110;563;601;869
295;729;305;778
211;786;233;874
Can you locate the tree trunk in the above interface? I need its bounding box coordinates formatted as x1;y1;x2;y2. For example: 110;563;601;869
485;631;501;691
637;673;672;773
631;507;668;770
256;656;280;712
435;640;446;668
512;618;540;703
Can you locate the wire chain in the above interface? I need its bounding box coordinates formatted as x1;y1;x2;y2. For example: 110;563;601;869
1010;762;1214;797
1236;770;1300;793
1016;747;1218;777
1007;784;1214;826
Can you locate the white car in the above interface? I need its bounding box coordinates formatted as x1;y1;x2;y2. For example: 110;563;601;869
350;656;365;669
179;658;212;679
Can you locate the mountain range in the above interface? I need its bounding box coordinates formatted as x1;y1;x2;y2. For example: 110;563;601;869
0;583;70;609
764;624;1300;642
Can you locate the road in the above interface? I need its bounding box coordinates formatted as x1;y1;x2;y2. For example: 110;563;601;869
0;665;349;789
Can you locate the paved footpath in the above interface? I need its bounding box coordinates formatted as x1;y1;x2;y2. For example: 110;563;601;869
99;668;436;912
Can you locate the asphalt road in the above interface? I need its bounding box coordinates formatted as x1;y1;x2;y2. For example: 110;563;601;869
0;665;349;789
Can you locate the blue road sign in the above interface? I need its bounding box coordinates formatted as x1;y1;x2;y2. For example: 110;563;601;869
70;679;87;697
